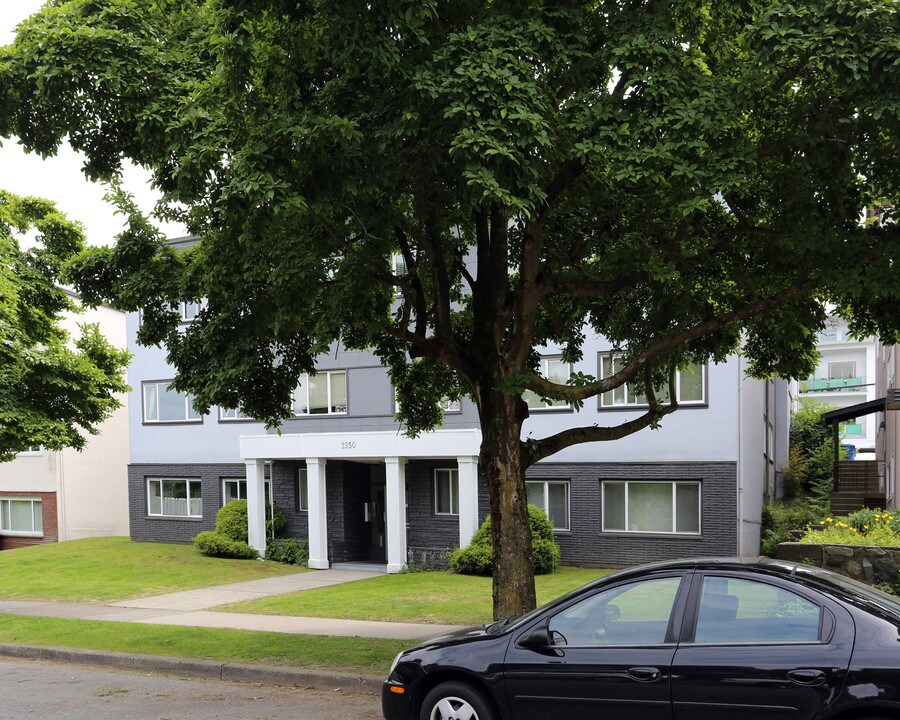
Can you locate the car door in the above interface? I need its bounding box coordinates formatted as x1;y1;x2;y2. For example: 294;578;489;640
504;572;691;720
670;572;854;720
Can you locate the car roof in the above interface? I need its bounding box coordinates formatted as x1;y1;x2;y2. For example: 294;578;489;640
602;556;805;582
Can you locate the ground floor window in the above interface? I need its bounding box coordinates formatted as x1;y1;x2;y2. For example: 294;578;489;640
148;478;202;518
297;469;309;512
526;480;570;531
434;469;459;515
602;480;701;534
222;478;273;506
0;497;42;535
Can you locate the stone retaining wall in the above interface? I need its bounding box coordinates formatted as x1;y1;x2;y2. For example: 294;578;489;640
776;542;900;586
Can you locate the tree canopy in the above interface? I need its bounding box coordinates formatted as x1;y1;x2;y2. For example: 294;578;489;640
0;190;130;461
2;0;898;616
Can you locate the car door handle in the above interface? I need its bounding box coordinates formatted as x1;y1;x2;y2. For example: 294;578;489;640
787;669;826;686
627;667;661;682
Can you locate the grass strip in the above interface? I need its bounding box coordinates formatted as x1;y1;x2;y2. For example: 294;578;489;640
222;567;616;626
0;615;412;676
0;537;302;603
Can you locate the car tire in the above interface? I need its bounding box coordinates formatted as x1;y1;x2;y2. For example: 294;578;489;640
419;681;496;720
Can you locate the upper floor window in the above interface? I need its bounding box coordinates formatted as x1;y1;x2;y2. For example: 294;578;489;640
600;357;705;407
828;361;856;380
395;395;461;415
143;381;202;423
17;446;43;456
0;497;43;536
434;469;459;515
292;371;347;415
219;406;253;421
177;301;200;322
602;480;701;534
523;358;571;410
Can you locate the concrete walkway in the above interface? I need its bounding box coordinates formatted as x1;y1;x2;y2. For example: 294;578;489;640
0;569;466;641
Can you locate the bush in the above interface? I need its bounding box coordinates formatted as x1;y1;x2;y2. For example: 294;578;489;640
265;538;309;566
760;500;824;557
800;511;900;547
193;530;259;559
216;500;248;542
268;504;287;538
449;505;560;576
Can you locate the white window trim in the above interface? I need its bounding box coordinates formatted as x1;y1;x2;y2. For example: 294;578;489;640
525;480;570;531
434;469;459;516
147;477;203;518
0;497;43;536
221;478;272;507
599;357;706;408
142;381;202;424
523;357;572;411
297;468;309;512
177;300;200;323
394;394;462;415
219;406;253;422
293;370;348;416
16;446;43;457
602;480;702;535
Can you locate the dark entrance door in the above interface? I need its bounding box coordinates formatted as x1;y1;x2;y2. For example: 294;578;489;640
367;468;386;562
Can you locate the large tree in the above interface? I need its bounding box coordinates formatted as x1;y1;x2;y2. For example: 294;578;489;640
0;190;130;461
3;0;898;617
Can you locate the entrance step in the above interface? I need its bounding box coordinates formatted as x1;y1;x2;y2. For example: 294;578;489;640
330;562;389;574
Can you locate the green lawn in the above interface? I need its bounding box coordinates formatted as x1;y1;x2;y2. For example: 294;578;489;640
222;566;616;626
0;537;303;603
0;615;410;676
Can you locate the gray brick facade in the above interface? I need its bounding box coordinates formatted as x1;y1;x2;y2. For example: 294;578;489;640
130;459;737;568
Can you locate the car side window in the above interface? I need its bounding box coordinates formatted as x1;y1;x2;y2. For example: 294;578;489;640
548;577;682;647
693;576;822;644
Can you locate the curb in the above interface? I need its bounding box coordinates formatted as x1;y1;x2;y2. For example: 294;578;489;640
0;644;382;694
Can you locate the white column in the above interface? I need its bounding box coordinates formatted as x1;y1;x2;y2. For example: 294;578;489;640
245;459;266;557
457;456;480;548
306;458;329;569
385;457;408;574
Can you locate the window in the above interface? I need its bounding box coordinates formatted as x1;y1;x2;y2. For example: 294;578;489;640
526;480;570;531
219;406;252;421
522;358;571;410
434;469;459;515
395;395;461;414
603;480;701;534
693;576;822;644
600;357;705;407
148;478;202;517
222;478;272;506
292;371;347;415
548;576;682;646
17;446;42;456
297;469;309;511
143;382;201;423
177;301;200;322
828;361;856;380
0;498;43;535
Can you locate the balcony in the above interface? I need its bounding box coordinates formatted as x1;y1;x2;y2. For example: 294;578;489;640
799;377;864;393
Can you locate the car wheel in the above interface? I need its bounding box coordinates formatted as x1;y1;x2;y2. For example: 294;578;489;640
419;681;496;720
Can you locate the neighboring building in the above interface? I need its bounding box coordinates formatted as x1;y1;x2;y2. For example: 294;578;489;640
0;298;130;550
875;342;900;511
795;316;877;458
127;288;789;567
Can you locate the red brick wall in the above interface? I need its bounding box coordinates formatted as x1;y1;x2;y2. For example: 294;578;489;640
0;491;57;551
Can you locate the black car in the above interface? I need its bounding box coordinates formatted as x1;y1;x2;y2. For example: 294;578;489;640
382;557;900;720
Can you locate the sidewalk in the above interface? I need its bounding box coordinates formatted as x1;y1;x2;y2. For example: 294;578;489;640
0;569;467;641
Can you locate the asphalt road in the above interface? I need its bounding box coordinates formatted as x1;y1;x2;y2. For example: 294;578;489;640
1;660;382;720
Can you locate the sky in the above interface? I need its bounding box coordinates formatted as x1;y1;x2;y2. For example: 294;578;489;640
0;2;187;246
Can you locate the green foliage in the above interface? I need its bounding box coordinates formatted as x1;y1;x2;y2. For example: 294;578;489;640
268;504;287;538
800;510;900;546
216;500;248;542
193;531;259;559
784;402;847;509
0;190;130;460
450;505;560;576
265;538;309;567
760;500;825;557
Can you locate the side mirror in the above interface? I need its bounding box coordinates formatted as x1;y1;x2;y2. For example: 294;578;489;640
517;618;551;649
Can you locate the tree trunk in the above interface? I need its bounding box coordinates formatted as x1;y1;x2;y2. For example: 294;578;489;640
478;390;536;620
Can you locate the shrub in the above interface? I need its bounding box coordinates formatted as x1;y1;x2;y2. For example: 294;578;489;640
760;500;824;557
800;511;900;547
216;500;248;542
193;530;258;559
265;538;309;566
268;504;287;538
449;505;560;576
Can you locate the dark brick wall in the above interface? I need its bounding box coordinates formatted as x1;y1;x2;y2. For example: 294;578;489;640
128;463;256;544
525;462;738;566
0;491;57;551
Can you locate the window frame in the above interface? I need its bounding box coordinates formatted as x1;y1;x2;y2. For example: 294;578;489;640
525;480;571;532
523;356;573;412
598;356;707;409
16;446;43;457
147;477;203;518
394;393;462;415
297;468;309;512
142;381;203;424
434;468;459;516
0;497;43;536
218;406;254;422
221;478;272;507
601;480;702;535
292;370;348;416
